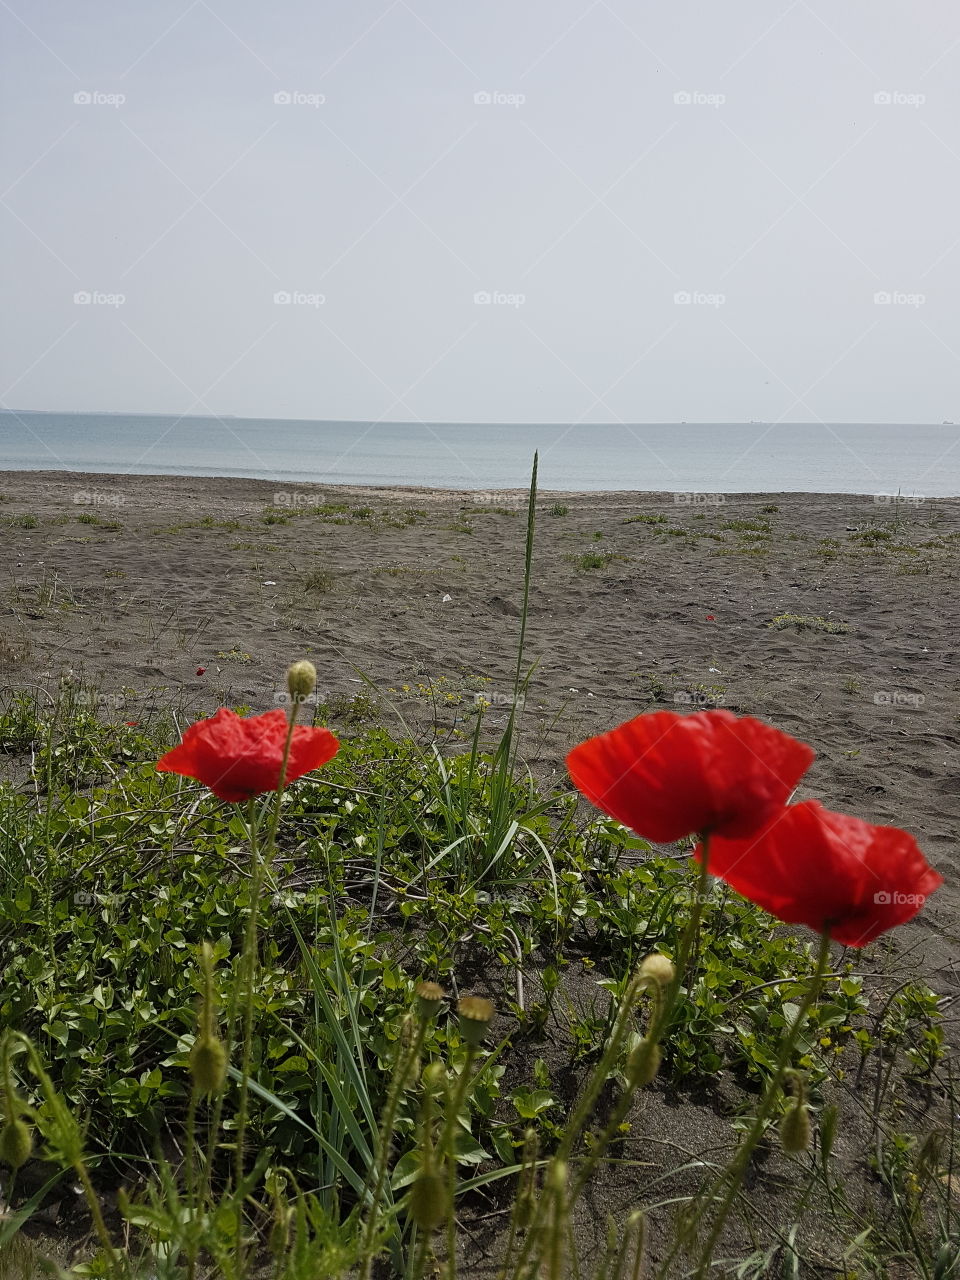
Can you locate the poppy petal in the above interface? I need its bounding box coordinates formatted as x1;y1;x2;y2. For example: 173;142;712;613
697;800;943;946
567;709;815;843
157;707;339;802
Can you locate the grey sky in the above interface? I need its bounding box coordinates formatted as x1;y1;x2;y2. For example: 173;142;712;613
2;1;959;424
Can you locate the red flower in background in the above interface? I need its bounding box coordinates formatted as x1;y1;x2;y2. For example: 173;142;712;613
157;707;338;803
567;709;814;843
696;800;942;946
196;666;206;676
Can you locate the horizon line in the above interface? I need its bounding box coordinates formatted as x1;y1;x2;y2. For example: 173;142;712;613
2;409;956;428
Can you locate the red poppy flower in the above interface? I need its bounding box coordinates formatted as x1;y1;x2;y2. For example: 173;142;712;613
706;614;715;621
566;709;814;843
196;666;206;676
125;721;139;728
696;800;943;946
156;707;339;803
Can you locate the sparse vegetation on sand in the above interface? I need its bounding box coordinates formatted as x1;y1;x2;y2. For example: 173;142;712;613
0;465;954;1279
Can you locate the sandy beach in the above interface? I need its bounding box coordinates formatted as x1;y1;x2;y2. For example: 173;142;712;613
2;468;958;979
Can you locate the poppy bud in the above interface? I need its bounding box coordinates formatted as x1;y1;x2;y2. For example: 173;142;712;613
547;1158;568;1194
415;981;446;1021
779;1102;811;1153
422;1062;447;1094
286;660;317;705
190;1035;227;1097
457;996;495;1047
0;1118;32;1169
408;1164;450;1230
626;1037;662;1087
639;953;675;986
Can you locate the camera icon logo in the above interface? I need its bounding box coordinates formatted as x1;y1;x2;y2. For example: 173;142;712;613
874;291;891;305
874;891;892;904
473;90;492;105
273;291;291;305
74;291;91;305
473;290;492;305
874;91;892;105
673;291;691;305
74;90;92;105
674;91;692;105
274;90;292;105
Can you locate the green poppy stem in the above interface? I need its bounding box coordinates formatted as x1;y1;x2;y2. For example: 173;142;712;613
233;706;298;1273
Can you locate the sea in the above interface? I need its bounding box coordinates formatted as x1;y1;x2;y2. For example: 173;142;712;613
1;412;958;496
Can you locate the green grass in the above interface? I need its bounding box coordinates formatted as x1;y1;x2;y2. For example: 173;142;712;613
566;551;627;571
769;613;852;634
0;685;949;1275
719;518;771;534
303;567;335;594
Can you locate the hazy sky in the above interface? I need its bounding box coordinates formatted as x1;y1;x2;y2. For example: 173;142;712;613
3;1;960;424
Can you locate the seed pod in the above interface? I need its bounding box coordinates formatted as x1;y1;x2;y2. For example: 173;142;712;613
190;1035;227;1097
626;1037;662;1087
779;1102;811;1153
0;1118;33;1169
415;982;446;1021
457;996;495;1047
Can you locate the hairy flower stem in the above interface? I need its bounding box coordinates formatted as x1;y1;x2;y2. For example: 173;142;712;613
556;972;646;1168
688;930;832;1278
567;840;710;1206
233;708;298;1270
568;978;663;1203
183;1089;199;1280
443;1044;479;1280
359;1016;429;1279
11;1033;125;1279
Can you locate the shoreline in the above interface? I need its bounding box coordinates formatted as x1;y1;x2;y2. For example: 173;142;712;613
1;468;956;502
